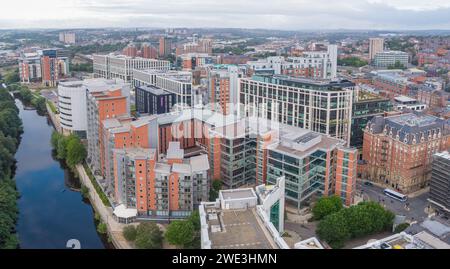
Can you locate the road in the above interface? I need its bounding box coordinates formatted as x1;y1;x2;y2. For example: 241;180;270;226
356;181;430;223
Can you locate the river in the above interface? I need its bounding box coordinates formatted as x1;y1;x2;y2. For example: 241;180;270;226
14;99;108;249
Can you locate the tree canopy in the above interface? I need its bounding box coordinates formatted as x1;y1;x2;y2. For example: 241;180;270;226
316;201;395;249
165;220;195;248
312;195;344;220
134;223;163;249
0;87;22;249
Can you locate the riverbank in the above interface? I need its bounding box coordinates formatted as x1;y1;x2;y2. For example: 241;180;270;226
45;101;132;249
14;99;105;249
76;164;132;249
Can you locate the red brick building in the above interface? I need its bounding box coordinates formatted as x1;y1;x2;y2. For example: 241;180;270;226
361;113;450;193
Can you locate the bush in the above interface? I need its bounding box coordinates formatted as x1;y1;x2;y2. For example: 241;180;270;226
97;222;107;234
209;180;222;201
123;225;137;242
394;223;410;233
312;195;343;220
80;185;89;198
83;163;111;207
135;223;163;249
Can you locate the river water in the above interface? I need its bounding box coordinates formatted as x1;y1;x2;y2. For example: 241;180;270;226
14;99;107;249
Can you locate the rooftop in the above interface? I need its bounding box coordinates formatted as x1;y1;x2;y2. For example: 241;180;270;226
220;188;257;201
394;95;418;104
435;151;450;160
250;75;355;90
267;125;345;159
204;209;275;249
137;85;172;96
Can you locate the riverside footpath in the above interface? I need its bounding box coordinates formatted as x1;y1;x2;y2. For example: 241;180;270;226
46;102;132;249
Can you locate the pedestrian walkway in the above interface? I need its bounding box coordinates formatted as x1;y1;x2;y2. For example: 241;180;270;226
76;164;133;249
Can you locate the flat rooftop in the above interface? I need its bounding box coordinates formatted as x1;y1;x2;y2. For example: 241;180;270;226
221;188;256;200
205;208;275;249
268;126;345;159
138;85;172;96
394;95;417;103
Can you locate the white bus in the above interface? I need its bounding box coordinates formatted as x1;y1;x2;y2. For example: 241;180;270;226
384;188;407;202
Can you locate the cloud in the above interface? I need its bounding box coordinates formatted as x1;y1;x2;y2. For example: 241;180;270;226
0;0;449;29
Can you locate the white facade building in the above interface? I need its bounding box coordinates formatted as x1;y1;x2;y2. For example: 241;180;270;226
57;78;131;137
373;50;409;68
369;38;384;61
93;54;171;83
247;44;338;79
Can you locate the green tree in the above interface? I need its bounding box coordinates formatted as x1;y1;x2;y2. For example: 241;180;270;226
209;180;222;201
4;69;20;84
66;137;87;167
165;220;194;248
316;212;350;249
56;136;68;160
188;210;200;231
0;179;19;249
123;225;137;242
32;96;47;115
135;223;163;249
18;87;33;104
312;195;343;220
388;60;406;70
338;57;368;67
394;223;410;233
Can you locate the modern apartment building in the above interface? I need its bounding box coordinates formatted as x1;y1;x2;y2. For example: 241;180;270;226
58;78;130;138
113;142;210;220
133;69;193;106
428;151;450;217
141;43;158;59
18;52;42;83
135;85;176;115
86;86;130;178
239;75;355;145
369;38;384;61
180;53;215;71
373;50;409;68
19;48;69;86
59;32;76;44
361;113;450;193
159;36;172;57
176;38;213;56
41;49;70;87
122;43;138;58
207;65;243;115
93;54;170;83
247;44;338;79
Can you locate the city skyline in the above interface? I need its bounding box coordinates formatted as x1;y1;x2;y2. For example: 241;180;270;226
1;0;450;30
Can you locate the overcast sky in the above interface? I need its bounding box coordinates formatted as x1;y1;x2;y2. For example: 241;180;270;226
1;0;450;30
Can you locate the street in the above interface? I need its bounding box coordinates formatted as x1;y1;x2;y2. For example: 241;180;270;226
357;181;430;223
